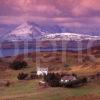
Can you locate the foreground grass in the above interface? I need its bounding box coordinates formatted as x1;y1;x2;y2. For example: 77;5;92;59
0;80;100;100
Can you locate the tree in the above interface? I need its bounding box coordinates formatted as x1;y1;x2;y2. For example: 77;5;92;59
9;60;27;70
44;73;61;87
17;72;28;80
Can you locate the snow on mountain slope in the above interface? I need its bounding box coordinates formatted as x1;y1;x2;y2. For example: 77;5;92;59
1;22;100;42
2;22;43;41
10;22;32;36
40;33;100;41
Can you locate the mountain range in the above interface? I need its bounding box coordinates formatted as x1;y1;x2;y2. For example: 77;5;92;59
0;22;100;52
1;22;100;42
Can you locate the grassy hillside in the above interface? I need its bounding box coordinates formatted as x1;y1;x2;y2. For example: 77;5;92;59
0;47;100;73
0;79;100;100
0;48;100;100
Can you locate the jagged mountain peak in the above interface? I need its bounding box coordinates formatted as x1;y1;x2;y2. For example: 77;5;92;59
16;22;31;29
1;22;100;42
10;22;33;36
2;22;43;41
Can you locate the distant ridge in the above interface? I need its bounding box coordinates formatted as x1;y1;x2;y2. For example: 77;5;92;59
1;22;100;42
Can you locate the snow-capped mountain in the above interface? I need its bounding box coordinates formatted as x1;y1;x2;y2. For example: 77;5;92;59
1;22;100;42
2;22;44;41
0;22;100;51
40;33;100;41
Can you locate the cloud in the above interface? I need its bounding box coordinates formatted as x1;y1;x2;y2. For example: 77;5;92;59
0;0;100;17
72;0;100;16
0;0;61;17
0;0;100;35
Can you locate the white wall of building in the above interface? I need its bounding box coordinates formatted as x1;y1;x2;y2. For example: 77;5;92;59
37;67;48;76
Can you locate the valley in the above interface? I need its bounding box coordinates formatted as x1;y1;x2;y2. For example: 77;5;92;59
0;0;100;100
0;23;100;100
0;47;100;100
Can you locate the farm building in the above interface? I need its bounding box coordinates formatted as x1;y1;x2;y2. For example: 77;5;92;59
37;67;48;76
60;75;77;83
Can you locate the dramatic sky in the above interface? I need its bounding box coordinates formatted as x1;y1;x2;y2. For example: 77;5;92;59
0;0;100;35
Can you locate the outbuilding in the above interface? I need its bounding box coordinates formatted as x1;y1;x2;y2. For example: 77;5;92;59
37;67;48;76
60;75;77;83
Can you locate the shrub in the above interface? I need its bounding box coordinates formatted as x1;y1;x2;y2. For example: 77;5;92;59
64;64;69;67
5;81;10;87
9;60;27;70
17;72;28;80
30;73;38;79
72;73;78;78
44;73;61;87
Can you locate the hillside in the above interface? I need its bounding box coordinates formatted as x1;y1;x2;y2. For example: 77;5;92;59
0;46;99;74
0;46;99;100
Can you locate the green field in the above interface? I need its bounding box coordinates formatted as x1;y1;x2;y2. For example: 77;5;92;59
0;79;100;100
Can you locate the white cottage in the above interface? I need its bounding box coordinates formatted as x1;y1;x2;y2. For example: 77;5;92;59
37;67;48;76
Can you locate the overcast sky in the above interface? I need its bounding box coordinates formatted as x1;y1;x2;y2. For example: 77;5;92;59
0;0;100;35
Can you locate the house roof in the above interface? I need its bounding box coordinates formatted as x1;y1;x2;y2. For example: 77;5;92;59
61;75;76;81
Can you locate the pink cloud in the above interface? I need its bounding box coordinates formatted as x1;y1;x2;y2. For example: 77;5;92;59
0;0;61;16
0;0;100;30
0;0;100;17
72;0;100;16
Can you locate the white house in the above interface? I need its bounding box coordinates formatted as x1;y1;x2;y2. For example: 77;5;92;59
37;67;48;76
